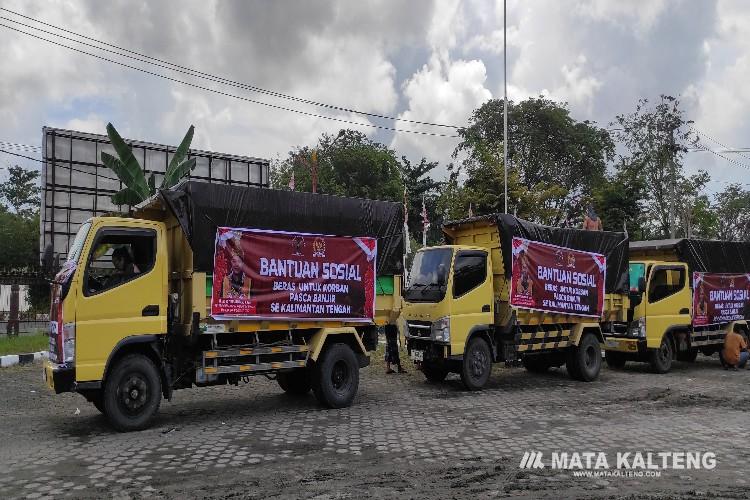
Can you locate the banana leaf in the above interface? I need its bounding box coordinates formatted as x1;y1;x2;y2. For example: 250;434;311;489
162;157;196;188
111;187;144;206
163;125;194;187
104;123;150;197
101;152;150;200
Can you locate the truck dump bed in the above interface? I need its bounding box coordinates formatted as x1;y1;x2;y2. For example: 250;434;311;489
630;238;750;274
138;181;404;330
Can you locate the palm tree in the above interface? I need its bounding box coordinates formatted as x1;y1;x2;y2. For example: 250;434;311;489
101;123;196;206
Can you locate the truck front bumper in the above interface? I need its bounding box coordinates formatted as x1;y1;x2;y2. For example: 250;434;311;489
405;337;451;362
603;336;642;354
43;359;75;394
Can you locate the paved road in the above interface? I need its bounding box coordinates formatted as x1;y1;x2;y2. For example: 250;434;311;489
1;353;748;499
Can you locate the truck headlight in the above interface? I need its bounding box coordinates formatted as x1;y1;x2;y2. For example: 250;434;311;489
432;316;450;342
629;318;646;338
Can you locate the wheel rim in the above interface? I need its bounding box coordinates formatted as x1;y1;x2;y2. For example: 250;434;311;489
117;373;150;416
584;344;598;369
659;341;671;364
470;346;488;380
331;360;351;395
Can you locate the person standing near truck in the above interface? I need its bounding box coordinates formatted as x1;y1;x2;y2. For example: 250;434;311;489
384;325;407;374
721;330;749;370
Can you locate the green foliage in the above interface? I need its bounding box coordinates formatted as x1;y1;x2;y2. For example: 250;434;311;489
102;123;197;206
400;157;442;244
593;161;646;235
711;183;750;241
612;95;696;238
0;211;38;268
0;165;40;218
272;129;405;201
0;332;48;356
455;97;614;225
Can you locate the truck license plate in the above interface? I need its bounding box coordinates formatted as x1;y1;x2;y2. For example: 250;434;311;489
410;350;424;362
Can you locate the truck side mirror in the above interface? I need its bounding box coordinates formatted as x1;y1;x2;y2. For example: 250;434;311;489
638;277;646;294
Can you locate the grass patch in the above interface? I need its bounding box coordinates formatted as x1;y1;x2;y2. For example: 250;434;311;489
0;333;48;356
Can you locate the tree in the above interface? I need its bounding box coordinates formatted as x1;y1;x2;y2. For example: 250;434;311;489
612;95;707;238
711;183;750;241
272;129;404;201
455;97;614;225
102;123;197;206
0;211;38;269
0;165;40;218
593;160;646;235
400;156;442;244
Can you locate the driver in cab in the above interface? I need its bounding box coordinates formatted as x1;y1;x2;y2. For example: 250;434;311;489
107;246;140;287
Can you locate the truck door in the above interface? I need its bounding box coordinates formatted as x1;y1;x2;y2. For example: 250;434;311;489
74;224;167;382
644;264;691;349
450;250;493;355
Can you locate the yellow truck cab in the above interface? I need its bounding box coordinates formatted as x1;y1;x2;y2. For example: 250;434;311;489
603;239;750;373
43;181;404;431
402;214;630;389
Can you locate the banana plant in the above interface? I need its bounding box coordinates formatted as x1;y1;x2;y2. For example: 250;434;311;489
101;123;197;206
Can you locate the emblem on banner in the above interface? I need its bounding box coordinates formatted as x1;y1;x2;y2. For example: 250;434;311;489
312;237;326;258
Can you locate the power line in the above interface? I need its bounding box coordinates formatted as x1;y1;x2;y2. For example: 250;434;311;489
0;149;121;182
692;141;750;172
0;10;461;135
688;124;750;163
0;141;41;153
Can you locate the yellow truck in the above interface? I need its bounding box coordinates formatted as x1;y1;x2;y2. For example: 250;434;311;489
603;238;750;372
43;181;404;431
403;214;630;389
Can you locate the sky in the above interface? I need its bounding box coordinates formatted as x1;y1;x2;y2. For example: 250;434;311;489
1;0;750;195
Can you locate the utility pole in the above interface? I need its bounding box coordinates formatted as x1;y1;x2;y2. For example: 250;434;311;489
668;127;677;239
503;0;509;214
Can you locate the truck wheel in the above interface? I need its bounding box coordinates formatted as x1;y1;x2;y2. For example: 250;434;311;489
312;343;359;408
649;336;673;373
421;361;448;383
103;354;162;432
277;370;312;395
566;332;601;382
605;351;627;369
460;337;492;391
521;355;551;373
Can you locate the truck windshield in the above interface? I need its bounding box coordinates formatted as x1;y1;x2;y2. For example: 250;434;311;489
67;221;92;265
629;262;645;292
404;248;453;302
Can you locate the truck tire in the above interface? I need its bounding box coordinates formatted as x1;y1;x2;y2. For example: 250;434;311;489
460;337;492;391
103;354;162;432
421;361;449;383
277;370;312;395
312;343;359;408
604;351;627;369
521;355;551;373
649;336;673;373
566;332;601;382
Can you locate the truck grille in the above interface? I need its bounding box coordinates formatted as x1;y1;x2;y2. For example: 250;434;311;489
407;321;432;339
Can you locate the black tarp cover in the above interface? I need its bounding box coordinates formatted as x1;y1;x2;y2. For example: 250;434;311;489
160;181;404;274
443;214;629;293
631;239;750;274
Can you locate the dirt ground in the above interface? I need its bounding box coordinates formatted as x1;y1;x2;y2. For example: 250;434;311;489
1;348;749;499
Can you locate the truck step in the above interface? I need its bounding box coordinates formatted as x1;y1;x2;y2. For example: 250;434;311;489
204;345;310;359
202;359;307;375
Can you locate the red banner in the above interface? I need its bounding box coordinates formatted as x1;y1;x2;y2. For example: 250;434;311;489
510;237;606;317
692;272;750;326
211;228;377;321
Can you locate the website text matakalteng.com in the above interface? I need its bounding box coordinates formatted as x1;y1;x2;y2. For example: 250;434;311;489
519;451;717;474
